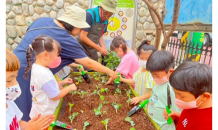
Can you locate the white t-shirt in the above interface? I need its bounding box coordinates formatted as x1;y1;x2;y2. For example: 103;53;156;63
147;82;182;130
29;63;60;119
6;101;23;130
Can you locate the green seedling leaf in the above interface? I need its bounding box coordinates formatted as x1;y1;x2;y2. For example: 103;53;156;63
97;90;101;97
68;115;73;123
69;112;79;123
101;118;109;130
68;102;74;113
101;76;106;83
94;103;103;116
100;95;105;101
115;88;122;95
125;117;136;128
125;117;131;122
95;84;99;90
83;121;90;130
130;120;135;126
81;90;88;98
77;91;82;96
101;88;105;93
94;77;100;81
126;98;131;106
105;88;108;94
112;102;122;113
125;89;132;99
92;89;97;95
103;101;110;105
73;91;77;95
130;127;136;130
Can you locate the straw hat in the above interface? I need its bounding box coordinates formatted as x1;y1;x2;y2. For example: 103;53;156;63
57;6;90;28
98;0;118;13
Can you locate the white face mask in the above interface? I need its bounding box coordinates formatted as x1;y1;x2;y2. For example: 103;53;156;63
6;84;22;101
139;59;147;68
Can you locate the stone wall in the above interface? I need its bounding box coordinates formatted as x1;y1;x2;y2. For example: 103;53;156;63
6;0;164;51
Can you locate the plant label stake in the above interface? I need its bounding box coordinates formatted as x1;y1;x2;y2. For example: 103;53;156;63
127;99;149;117
114;73;121;88
79;65;90;83
50;120;76;130
166;84;173;124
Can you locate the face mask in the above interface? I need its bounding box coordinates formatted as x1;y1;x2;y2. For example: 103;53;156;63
139;59;147;68
48;56;61;68
153;74;168;85
175;96;203;109
6;84;22;101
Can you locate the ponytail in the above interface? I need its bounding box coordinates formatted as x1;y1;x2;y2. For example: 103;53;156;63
137;40;156;56
24;46;33;80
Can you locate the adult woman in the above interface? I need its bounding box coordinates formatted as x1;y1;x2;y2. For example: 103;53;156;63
13;6;115;121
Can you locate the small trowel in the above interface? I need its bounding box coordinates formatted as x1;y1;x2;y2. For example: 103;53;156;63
114;73;121;88
50;120;76;130
127;99;149;117
79;65;90;83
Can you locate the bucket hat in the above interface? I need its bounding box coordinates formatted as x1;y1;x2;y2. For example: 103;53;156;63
57;6;90;28
98;0;118;13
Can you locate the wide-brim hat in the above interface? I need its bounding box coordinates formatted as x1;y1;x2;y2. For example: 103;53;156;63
98;0;118;13
57;6;90;28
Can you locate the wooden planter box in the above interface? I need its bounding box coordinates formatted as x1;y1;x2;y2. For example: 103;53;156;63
49;72;161;130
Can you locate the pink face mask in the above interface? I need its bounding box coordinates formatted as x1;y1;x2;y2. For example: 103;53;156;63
48;56;61;68
175;96;203;109
153;74;168;85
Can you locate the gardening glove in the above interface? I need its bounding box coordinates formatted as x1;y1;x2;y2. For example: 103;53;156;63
26;114;55;130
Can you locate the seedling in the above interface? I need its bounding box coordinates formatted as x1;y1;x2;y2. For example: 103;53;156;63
81;90;88;98
94;84;102;90
125;117;136;130
92;89;97;95
100;95;105;101
114;88;122;95
101;76;106;83
125;89;132;99
94;77;100;81
101;51;121;71
94;103;106;116
74;76;83;83
126;98;131;106
83;121;90;130
100;88;108;94
101;118;109;130
112;102;122;114
68;112;79;123
103;101;110;105
68;102;74;113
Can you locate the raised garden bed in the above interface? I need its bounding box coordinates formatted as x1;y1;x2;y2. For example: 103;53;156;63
49;72;160;130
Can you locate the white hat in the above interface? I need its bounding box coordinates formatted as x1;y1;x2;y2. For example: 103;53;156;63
99;0;118;13
57;6;90;28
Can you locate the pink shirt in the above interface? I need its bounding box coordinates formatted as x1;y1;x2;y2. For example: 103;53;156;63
116;50;140;79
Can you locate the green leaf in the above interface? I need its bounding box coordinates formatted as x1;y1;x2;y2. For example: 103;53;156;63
127;98;131;106
100;95;105;101
100;88;105;93
101;118;109;130
94;77;100;80
130;121;135;127
68;102;74;113
130;127;136;130
125;117;131;122
105;88;108;94
81;91;88;98
83;121;90;130
101;76;106;83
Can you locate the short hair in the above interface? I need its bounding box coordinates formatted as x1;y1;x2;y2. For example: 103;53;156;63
169;62;212;98
6;49;20;71
146;50;175;73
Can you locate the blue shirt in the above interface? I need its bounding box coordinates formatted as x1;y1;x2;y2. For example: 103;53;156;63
83;6;108;33
13;17;87;74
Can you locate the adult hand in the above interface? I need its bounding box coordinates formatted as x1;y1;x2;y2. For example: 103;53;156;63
26;114;55;130
130;97;141;105
105;71;117;85
99;47;107;56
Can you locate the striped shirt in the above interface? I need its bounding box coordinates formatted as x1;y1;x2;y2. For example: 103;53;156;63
133;67;154;96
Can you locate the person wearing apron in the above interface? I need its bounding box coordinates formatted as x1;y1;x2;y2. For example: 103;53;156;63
13;5;116;122
77;0;118;62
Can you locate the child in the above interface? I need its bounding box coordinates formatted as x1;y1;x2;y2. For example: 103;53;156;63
163;62;212;130
106;36;140;87
119;40;156;97
132;50;181;130
6;48;55;130
24;35;77;120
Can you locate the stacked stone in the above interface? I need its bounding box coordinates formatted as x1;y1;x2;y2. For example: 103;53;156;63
6;0;163;51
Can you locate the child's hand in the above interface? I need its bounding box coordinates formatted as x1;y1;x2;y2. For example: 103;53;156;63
130;97;141;105
77;65;84;72
62;78;73;85
26;114;55;130
119;75;124;82
163;109;180;120
68;83;77;91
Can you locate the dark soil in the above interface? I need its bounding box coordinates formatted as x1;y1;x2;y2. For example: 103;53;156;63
53;74;156;130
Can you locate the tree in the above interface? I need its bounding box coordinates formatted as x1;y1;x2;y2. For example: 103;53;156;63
143;0;181;50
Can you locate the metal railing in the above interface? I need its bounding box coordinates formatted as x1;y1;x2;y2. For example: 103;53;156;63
166;39;212;67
